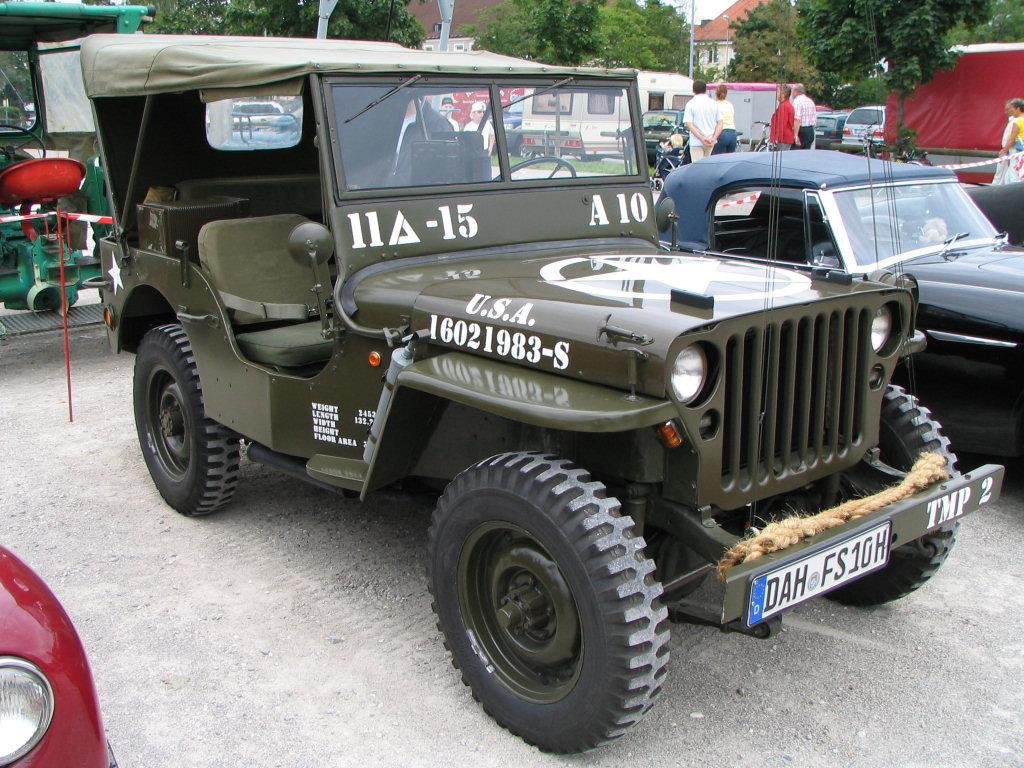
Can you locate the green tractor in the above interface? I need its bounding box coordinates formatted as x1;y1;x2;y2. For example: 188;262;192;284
0;1;152;320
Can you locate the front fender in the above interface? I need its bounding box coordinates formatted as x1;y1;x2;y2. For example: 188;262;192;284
399;352;675;432
363;351;676;493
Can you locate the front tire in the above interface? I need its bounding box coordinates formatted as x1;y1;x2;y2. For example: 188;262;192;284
134;324;240;516
827;385;958;606
427;452;669;753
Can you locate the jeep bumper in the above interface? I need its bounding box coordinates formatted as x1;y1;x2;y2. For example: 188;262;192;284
719;464;1004;627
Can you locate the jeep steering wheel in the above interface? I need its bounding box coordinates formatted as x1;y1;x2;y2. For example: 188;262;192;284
0;124;46;159
506;155;577;180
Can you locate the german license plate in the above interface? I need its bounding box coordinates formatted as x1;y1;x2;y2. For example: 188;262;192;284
747;521;892;625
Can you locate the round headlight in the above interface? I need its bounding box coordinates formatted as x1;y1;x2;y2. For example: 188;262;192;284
871;305;893;352
0;658;54;764
671;345;707;404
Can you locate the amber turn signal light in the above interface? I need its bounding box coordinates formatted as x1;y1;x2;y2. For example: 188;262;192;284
656;420;682;448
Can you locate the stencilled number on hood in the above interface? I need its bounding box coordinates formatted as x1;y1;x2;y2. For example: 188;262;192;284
347;204;479;249
589;192;649;227
428;313;570;370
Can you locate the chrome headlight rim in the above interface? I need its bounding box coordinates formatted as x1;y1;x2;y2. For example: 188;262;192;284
871;304;893;353
670;344;708;404
0;656;54;765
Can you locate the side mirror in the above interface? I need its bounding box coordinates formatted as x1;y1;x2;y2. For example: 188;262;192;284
288;221;335;268
655;196;678;249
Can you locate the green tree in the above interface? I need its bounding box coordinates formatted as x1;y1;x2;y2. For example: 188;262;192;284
530;0;604;65
595;0;687;70
461;1;535;59
798;0;992;130
149;0;424;47
952;0;1024;43
644;0;689;72
460;0;604;65
728;0;816;86
147;0;227;34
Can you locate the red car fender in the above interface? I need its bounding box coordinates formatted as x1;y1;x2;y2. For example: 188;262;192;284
0;547;110;768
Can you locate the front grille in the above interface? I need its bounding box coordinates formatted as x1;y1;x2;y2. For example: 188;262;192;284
720;306;871;493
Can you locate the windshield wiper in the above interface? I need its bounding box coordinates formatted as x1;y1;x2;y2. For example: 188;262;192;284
501;77;575;110
345;74;423;123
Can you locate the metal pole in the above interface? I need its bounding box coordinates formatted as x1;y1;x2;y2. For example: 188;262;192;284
316;0;339;39
687;0;695;78
438;0;454;52
723;14;729;80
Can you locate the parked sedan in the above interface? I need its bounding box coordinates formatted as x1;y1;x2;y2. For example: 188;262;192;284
814;110;851;150
842;105;885;146
657;150;1024;455
1;546;116;767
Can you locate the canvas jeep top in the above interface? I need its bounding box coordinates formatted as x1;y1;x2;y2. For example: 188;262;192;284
81;34;1003;753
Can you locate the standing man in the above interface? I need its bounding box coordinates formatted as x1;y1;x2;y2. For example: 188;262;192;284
683;80;722;161
769;83;796;150
792;84;816;149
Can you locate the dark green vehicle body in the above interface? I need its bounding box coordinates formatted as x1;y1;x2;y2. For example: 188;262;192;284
82;34;1002;752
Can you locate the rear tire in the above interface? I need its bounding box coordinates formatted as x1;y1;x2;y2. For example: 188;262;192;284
134;324;239;516
827;385;958;606
427;452;669;752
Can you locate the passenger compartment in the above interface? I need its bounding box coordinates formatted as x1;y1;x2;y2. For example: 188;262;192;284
175;173;322;219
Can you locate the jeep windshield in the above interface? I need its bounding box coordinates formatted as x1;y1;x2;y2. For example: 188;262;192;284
830;180;998;270
330;79;639;191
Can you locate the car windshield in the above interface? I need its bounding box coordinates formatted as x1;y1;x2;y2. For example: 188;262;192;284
848;108;882;125
831;181;998;268
331;79;638;191
643;113;678;130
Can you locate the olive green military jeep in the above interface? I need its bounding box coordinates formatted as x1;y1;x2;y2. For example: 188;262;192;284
82;34;1003;752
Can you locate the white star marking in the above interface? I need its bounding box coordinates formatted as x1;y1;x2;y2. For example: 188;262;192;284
107;261;124;295
538;255;813;303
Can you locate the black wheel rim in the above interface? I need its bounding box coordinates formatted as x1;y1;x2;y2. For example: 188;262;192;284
458;521;582;702
146;366;190;480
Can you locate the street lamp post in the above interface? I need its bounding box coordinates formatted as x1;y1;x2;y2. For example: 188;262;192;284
687;0;695;78
723;14;730;80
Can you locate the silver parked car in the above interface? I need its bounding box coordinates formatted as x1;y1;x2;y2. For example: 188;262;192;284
842;105;885;146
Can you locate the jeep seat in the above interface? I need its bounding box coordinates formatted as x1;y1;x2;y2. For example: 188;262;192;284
197;214;333;369
231;322;331;370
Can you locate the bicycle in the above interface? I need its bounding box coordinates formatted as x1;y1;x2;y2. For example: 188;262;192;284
861;130;929;164
750;120;772;152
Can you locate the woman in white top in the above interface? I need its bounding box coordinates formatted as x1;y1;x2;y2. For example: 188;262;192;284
712;84;738;154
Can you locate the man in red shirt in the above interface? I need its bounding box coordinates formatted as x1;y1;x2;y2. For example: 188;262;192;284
769;84;795;150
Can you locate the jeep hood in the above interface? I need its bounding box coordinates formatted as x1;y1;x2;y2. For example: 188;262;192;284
347;246;902;397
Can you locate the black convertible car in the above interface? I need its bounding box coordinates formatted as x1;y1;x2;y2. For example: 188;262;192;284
657;150;1024;456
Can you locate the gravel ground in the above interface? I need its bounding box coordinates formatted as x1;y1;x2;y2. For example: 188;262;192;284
2;322;1023;768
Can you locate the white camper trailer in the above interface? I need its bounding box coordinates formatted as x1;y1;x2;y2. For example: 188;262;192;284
636;71;694;111
518;82;633;160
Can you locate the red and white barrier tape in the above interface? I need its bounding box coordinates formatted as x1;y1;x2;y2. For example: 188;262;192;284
60;212;114;225
932;150;1024;171
716;192;761;209
0;212;50;223
1;211;114;225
